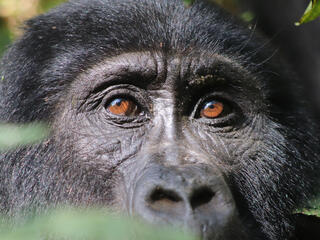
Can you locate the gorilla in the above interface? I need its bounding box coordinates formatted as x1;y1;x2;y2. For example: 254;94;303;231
0;0;319;239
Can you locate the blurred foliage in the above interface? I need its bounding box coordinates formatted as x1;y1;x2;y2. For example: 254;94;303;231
0;20;10;54
296;0;320;25
0;123;49;150
0;0;66;55
183;0;194;6
0;207;197;240
299;193;320;217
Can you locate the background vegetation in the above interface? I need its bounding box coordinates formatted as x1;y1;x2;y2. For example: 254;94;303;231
0;0;65;55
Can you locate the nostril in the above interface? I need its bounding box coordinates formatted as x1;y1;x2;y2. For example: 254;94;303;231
190;186;215;210
150;187;182;203
148;187;183;212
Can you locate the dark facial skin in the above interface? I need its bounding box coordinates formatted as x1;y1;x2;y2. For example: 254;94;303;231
0;0;319;240
61;52;259;239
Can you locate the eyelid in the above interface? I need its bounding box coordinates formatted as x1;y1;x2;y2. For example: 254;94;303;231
100;84;147;105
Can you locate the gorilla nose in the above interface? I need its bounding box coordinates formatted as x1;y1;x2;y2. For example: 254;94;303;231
132;165;238;239
147;185;215;215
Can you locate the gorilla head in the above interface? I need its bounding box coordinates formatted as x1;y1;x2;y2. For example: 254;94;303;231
0;0;319;239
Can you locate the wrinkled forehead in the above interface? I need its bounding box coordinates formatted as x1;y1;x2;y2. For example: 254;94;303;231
72;51;259;96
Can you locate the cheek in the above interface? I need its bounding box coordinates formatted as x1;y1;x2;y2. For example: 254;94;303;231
57;109;148;170
186;125;265;167
75;130;147;170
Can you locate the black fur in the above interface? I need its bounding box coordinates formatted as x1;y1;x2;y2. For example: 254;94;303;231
0;0;319;239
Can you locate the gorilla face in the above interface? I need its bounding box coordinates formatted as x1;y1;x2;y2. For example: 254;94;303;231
0;1;319;240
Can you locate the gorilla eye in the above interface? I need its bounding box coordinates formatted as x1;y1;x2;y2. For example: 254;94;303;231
200;100;226;119
107;98;141;117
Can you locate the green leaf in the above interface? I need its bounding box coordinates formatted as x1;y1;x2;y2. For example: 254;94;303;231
183;0;195;6
299;198;320;217
0;23;11;56
295;192;320;217
241;11;255;22
296;0;320;25
0;208;197;240
39;0;66;12
0;123;49;150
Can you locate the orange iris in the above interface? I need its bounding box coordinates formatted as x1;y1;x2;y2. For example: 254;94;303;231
107;98;140;116
200;101;224;118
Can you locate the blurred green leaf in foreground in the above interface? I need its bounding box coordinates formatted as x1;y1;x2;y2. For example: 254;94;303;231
299;196;320;217
0;123;49;150
183;0;195;6
296;0;320;25
0;208;197;240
